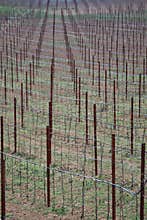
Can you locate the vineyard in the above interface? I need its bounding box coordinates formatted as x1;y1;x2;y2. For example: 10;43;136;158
0;0;147;219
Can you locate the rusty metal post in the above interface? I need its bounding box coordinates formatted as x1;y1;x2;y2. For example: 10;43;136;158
93;104;98;176
50;60;54;139
122;45;125;72
126;61;128;100
78;77;81;122
26;72;28;110
103;44;105;70
10;39;12;59
14;97;17;153
73;60;76;92
132;53;134;82
98;61;101;97
109;50;111;79
6;35;8;67
50;60;54;105
23;42;25;61
1;116;6;220
88;48;91;75
49;101;52;140
105;70;107;107
16;52;18;82
116;56;118;88
32;55;35;85
25;39;27;58
29;63;32;95
36;49;38;74
65;0;68;9
97;38;100;61
20;48;22;74
136;41;138;67
0;51;3;79
46;126;51;207
92;55;94;85
131;97;133;155
4;70;7;105
76;69;78;105
85;92;88;145
84;45;86;68
140;143;145;220
112;133;116;220
146;48;147;76
56;0;58;10
21;83;24;128
11;61;13;92
82;38;84;59
113;80;116;129
143;59;145;94
139;74;141;118
52;9;55;60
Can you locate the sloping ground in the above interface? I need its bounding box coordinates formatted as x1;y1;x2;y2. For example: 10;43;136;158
0;0;147;219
